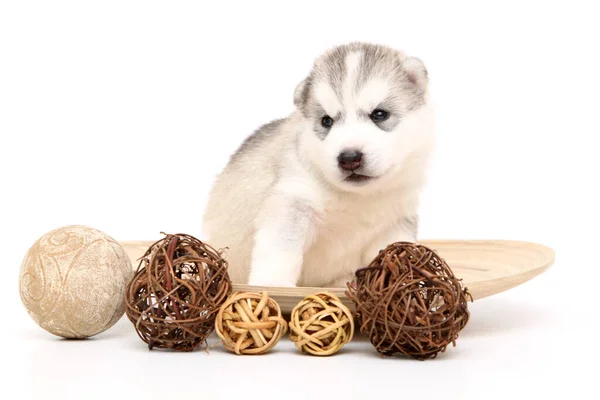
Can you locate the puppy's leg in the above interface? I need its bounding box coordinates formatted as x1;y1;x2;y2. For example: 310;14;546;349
327;217;418;288
360;216;418;267
247;194;316;287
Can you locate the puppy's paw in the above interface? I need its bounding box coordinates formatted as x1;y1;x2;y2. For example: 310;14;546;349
247;275;297;288
248;248;303;287
247;263;299;287
361;226;416;266
329;273;356;288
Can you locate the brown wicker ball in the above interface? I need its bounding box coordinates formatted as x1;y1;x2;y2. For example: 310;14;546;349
215;291;287;355
289;292;354;356
125;233;232;351
346;242;472;360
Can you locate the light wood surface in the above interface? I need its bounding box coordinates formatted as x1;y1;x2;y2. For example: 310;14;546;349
119;239;555;314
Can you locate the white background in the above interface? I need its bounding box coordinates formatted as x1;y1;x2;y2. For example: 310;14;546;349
1;1;598;399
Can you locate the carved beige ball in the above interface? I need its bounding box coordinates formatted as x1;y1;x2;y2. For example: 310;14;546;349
19;225;133;338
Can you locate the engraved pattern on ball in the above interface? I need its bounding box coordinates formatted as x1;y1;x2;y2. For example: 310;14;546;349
19;225;133;338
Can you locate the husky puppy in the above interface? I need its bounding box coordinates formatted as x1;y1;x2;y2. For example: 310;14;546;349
202;42;435;287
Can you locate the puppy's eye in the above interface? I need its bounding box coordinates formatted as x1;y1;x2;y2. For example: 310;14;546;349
370;109;389;122
321;115;334;128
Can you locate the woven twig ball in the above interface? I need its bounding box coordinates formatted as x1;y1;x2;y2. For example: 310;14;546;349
215;292;288;355
346;242;472;360
289;292;354;356
125;233;232;351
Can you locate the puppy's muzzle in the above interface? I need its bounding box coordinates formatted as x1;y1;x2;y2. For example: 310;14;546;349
338;150;363;171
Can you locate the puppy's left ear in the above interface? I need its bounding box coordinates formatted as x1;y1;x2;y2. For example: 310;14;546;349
293;77;311;108
402;57;428;88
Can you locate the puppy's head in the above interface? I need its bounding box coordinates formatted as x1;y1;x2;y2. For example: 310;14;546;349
295;43;434;193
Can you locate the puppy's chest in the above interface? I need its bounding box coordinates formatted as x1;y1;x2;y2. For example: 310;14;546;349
313;196;401;242
300;195;405;285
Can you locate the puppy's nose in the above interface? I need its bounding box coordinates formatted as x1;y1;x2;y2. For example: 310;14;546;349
338;150;363;171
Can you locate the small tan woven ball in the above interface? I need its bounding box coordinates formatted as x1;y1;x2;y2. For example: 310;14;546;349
289;292;354;356
215;292;287;355
19;225;133;338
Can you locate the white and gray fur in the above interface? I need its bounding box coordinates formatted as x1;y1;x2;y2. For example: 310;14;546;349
202;42;435;287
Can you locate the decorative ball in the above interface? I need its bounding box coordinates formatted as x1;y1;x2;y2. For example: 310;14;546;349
125;233;231;351
346;242;472;360
215;291;287;355
19;225;133;339
288;291;354;356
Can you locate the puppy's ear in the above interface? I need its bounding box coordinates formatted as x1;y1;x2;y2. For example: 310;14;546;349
401;57;428;88
293;77;311;108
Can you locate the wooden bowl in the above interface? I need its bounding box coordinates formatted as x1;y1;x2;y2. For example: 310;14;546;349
119;239;554;314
